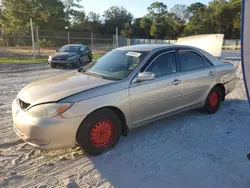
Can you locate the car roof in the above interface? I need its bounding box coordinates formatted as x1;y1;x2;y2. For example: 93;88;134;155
64;44;85;47
115;44;224;66
116;44;174;52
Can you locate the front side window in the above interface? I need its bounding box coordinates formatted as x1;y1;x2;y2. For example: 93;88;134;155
179;51;204;71
146;52;177;77
81;50;149;80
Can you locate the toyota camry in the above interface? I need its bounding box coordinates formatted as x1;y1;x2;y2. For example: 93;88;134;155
12;35;236;155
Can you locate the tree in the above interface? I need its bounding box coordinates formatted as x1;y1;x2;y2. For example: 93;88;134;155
88;12;101;23
1;0;66;34
147;1;168;23
130;18;145;38
60;0;83;23
84;12;104;33
170;4;188;21
186;2;206;19
71;10;86;27
103;6;133;34
229;0;241;38
121;23;132;38
147;1;168;15
0;0;242;40
140;17;152;38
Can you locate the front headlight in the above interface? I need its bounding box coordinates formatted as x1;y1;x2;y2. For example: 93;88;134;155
48;55;52;61
27;103;72;119
68;55;76;60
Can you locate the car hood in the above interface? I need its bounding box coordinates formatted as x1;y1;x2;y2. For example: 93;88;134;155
17;71;114;105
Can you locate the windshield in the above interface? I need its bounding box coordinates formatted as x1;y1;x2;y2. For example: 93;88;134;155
58;45;80;53
81;50;149;80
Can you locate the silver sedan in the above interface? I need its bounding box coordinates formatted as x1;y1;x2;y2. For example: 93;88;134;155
12;43;236;155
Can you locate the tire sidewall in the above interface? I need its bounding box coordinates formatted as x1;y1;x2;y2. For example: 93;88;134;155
76;109;122;156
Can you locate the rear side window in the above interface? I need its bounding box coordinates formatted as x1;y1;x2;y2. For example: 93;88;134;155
80;46;85;52
86;46;91;52
203;57;213;67
179;51;204;71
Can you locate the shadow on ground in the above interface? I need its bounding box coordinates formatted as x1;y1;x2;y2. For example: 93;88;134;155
86;98;250;188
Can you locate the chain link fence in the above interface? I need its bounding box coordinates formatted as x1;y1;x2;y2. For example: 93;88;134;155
0;27;241;58
0;29;116;58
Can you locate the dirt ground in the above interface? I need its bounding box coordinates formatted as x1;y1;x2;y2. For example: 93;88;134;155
0;61;250;188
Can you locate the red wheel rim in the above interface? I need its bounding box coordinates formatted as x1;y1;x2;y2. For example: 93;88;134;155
90;120;113;147
209;92;219;108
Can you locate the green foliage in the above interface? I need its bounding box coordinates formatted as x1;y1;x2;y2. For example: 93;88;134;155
103;6;133;34
37;39;53;48
170;4;188;21
182;0;241;38
61;0;83;23
0;0;242;40
1;0;66;34
0;57;48;64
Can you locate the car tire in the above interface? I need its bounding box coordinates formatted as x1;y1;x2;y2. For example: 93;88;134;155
76;109;122;156
49;64;56;68
202;86;223;114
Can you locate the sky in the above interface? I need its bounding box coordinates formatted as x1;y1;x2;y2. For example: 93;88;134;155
82;0;210;18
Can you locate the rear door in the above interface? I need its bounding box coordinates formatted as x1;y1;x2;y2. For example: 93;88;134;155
129;50;183;126
177;48;217;108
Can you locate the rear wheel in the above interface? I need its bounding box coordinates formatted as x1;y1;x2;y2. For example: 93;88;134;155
76;109;122;156
75;59;81;68
202;86;222;114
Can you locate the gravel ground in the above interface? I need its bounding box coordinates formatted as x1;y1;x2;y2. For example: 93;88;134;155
0;61;250;188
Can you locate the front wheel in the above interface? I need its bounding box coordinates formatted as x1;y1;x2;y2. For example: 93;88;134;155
76;109;122;156
202;86;222;114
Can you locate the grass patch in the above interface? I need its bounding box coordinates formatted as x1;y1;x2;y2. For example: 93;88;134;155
93;53;103;59
0;53;104;64
0;57;48;64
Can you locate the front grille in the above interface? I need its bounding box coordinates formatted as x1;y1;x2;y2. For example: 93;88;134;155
17;98;30;110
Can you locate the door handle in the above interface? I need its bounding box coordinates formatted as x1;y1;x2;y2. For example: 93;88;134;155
209;71;214;76
172;79;181;85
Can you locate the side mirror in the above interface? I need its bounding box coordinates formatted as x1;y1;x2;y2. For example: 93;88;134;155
56;49;59;52
136;72;155;82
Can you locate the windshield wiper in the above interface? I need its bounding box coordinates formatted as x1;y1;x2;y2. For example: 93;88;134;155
78;69;121;81
83;71;104;78
102;76;122;81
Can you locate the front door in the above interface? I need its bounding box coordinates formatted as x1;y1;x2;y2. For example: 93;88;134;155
129;51;183;126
